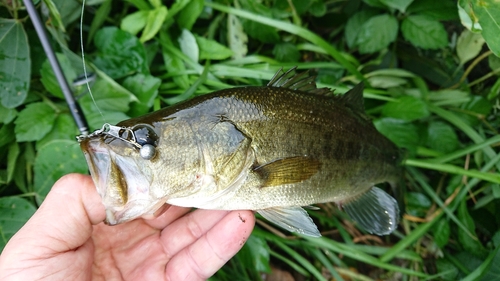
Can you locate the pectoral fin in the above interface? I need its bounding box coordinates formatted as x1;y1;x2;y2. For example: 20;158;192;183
341;187;399;235
258;206;321;237
253;156;321;187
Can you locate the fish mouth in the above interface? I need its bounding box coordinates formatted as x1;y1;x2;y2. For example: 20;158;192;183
80;138;112;200
80;137;163;225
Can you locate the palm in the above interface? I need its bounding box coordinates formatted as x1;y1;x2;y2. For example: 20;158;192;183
91;206;242;280
0;174;255;281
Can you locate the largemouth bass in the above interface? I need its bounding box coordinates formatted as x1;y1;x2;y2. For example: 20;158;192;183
77;68;403;237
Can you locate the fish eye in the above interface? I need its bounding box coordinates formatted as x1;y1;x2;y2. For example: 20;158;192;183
132;124;159;147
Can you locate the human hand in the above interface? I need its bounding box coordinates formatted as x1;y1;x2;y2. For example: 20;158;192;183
0;173;255;280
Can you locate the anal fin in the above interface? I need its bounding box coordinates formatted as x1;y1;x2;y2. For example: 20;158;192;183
341;186;399;235
253;156;321;187
257;206;321;237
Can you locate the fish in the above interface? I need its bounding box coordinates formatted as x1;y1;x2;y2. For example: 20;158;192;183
77;67;404;237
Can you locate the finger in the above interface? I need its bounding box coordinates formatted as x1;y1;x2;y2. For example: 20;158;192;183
6;174;106;255
144;204;192;230
165;210;255;281
159;209;232;258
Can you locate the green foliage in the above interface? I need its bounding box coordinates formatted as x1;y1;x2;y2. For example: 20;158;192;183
0;18;30;108
0;197;37;251
401;15;448;49
93;27;149;79
460;0;500;57
14;102;57;142
0;0;499;279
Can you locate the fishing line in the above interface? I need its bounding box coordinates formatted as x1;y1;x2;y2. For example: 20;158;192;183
80;0;106;122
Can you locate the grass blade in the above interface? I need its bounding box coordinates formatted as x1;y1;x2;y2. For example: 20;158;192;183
427;103;500;170
274;240;327;281
205;2;365;81
405;159;500;184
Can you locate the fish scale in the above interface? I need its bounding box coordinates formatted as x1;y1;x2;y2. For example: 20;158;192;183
78;67;403;237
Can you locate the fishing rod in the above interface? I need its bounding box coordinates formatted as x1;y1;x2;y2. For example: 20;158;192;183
23;0;90;136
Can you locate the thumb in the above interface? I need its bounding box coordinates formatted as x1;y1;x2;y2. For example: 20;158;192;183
8;173;106;255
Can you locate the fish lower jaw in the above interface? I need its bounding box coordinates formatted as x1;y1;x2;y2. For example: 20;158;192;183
103;198;167;225
104;209;118;225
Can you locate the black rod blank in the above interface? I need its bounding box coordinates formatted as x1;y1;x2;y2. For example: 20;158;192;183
23;0;90;136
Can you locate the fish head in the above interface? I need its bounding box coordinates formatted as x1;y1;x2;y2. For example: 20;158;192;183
78;122;175;225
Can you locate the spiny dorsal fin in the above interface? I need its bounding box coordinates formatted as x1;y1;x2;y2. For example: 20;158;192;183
340;83;365;112
267;67;331;95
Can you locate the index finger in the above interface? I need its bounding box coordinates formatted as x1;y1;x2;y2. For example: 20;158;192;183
164;210;255;280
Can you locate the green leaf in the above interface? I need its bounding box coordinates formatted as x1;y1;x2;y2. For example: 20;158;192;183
470;0;500;57
406;191;432;217
433;218;451;248
94;27;148;79
177;0;204;30
87;0;112;44
195;36;233;60
459;96;492;126
0;104;17;124
40;53;77;99
0;197;36;252
0;123;15;148
51;0;82;27
436;258;459;281
401;15;448;49
14;102;57;142
140;6;168;42
363;0;386;9
458;1;482;32
238;235;271;273
379;0;413;12
356;14;398;54
457;199;488;258
7;142;20;183
86;111;129;132
345;10;379;48
428;89;471;106
309;1;326;17
227;14;248;59
37;113;79;149
33;140;88;204
240;0;280;43
374;118;420;151
382;96;429;121
407;0;458;21
121;10;149;35
42;0;66;31
148;0;161;8
272;42;300;63
126;0;151;10
0;19;30;108
159;31;190;89
178;29;199;63
123;73;161;116
80;78;134;129
478;247;500;281
492;184;500;198
426;121;459;153
367;76;407;88
489;54;500;72
457;29;485;65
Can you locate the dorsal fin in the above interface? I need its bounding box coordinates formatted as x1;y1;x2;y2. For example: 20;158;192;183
267;67;332;95
340;83;365;112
